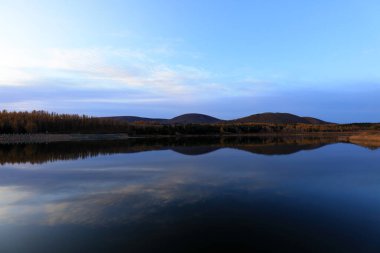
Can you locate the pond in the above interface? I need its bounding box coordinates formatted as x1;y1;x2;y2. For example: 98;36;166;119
0;137;379;253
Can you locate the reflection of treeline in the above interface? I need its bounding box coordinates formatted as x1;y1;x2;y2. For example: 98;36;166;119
0;136;340;164
1;111;380;135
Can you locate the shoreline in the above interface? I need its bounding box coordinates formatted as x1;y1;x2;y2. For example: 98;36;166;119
0;133;131;144
0;131;373;144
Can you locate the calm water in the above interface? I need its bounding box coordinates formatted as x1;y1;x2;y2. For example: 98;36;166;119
0;137;379;253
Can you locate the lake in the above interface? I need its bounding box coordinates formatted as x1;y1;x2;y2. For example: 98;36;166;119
0;136;379;253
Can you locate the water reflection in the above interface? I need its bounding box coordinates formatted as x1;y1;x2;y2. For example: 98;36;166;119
0;136;351;164
0;138;379;252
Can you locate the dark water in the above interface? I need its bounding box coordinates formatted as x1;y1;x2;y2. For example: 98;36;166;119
0;137;379;253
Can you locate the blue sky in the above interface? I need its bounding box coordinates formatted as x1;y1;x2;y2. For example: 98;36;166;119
1;0;380;122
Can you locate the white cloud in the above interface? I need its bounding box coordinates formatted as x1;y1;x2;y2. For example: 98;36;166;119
0;68;36;85
2;100;48;111
0;47;215;96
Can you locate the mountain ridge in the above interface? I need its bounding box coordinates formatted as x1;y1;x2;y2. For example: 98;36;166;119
104;112;332;125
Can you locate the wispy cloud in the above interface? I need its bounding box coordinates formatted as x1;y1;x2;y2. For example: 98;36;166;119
0;45;276;92
0;45;278;115
0;47;218;96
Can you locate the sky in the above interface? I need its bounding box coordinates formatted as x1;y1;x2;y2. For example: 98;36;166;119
0;0;380;123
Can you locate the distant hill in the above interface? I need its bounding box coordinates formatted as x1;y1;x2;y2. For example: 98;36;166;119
104;112;331;125
103;116;167;124
232;113;331;124
168;113;222;124
105;114;222;124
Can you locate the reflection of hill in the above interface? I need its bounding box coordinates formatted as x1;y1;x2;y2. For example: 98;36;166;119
171;146;221;156
234;144;326;155
0;136;341;164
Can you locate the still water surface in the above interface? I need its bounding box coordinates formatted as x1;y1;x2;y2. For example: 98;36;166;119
0;137;379;252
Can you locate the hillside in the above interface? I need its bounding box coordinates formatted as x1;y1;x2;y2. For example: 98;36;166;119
105;113;222;124
104;116;167;124
233;113;330;124
302;116;330;124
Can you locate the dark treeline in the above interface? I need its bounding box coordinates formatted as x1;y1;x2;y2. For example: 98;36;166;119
1;110;380;135
0;110;130;134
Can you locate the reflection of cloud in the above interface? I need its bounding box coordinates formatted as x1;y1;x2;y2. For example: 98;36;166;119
0;187;32;205
0;186;37;224
0;153;268;226
41;170;219;225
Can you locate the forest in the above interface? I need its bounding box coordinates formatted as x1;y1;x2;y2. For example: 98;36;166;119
1;110;379;135
0;110;130;134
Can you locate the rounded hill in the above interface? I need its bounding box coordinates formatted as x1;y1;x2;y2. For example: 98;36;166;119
169;113;222;124
233;113;330;124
